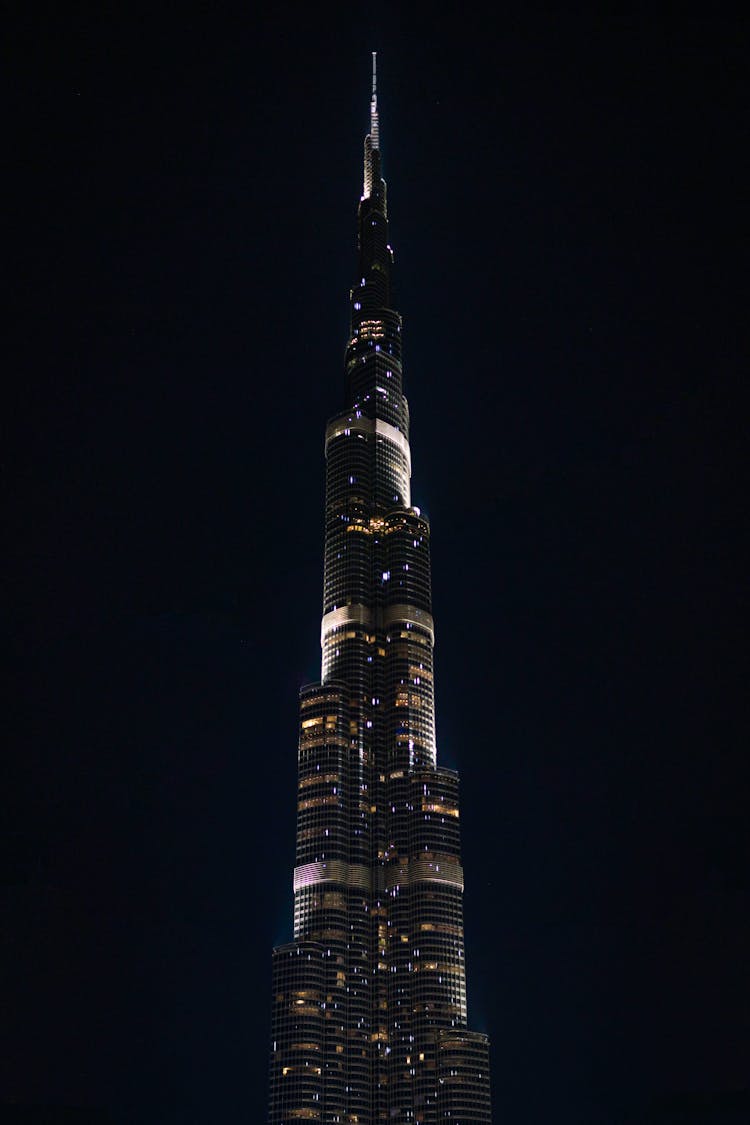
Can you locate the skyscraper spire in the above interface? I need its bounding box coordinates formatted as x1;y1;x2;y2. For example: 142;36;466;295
370;50;379;150
363;51;381;201
268;59;492;1125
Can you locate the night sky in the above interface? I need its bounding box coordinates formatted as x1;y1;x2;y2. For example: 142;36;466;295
6;7;747;1124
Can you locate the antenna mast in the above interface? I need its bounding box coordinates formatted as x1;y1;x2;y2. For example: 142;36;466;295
370;51;379;150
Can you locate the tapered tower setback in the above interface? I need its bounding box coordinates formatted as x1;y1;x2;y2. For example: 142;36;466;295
269;59;492;1124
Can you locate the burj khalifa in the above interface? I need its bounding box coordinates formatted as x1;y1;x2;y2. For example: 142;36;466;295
268;57;492;1124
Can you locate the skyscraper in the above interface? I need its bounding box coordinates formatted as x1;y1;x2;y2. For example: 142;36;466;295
268;58;492;1125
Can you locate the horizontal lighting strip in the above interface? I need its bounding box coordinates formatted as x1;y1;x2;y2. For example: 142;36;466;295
320;604;372;644
325;415;411;475
294;860;372;892
383;605;435;645
320;604;435;646
385;856;464;892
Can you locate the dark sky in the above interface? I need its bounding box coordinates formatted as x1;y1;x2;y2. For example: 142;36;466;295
5;6;747;1124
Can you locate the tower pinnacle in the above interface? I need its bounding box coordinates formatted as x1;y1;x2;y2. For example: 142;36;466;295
363;51;381;199
370;50;380;153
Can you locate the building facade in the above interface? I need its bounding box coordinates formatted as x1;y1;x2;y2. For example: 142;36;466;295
268;60;492;1125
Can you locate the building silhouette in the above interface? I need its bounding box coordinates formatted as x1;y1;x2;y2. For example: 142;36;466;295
268;58;492;1124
